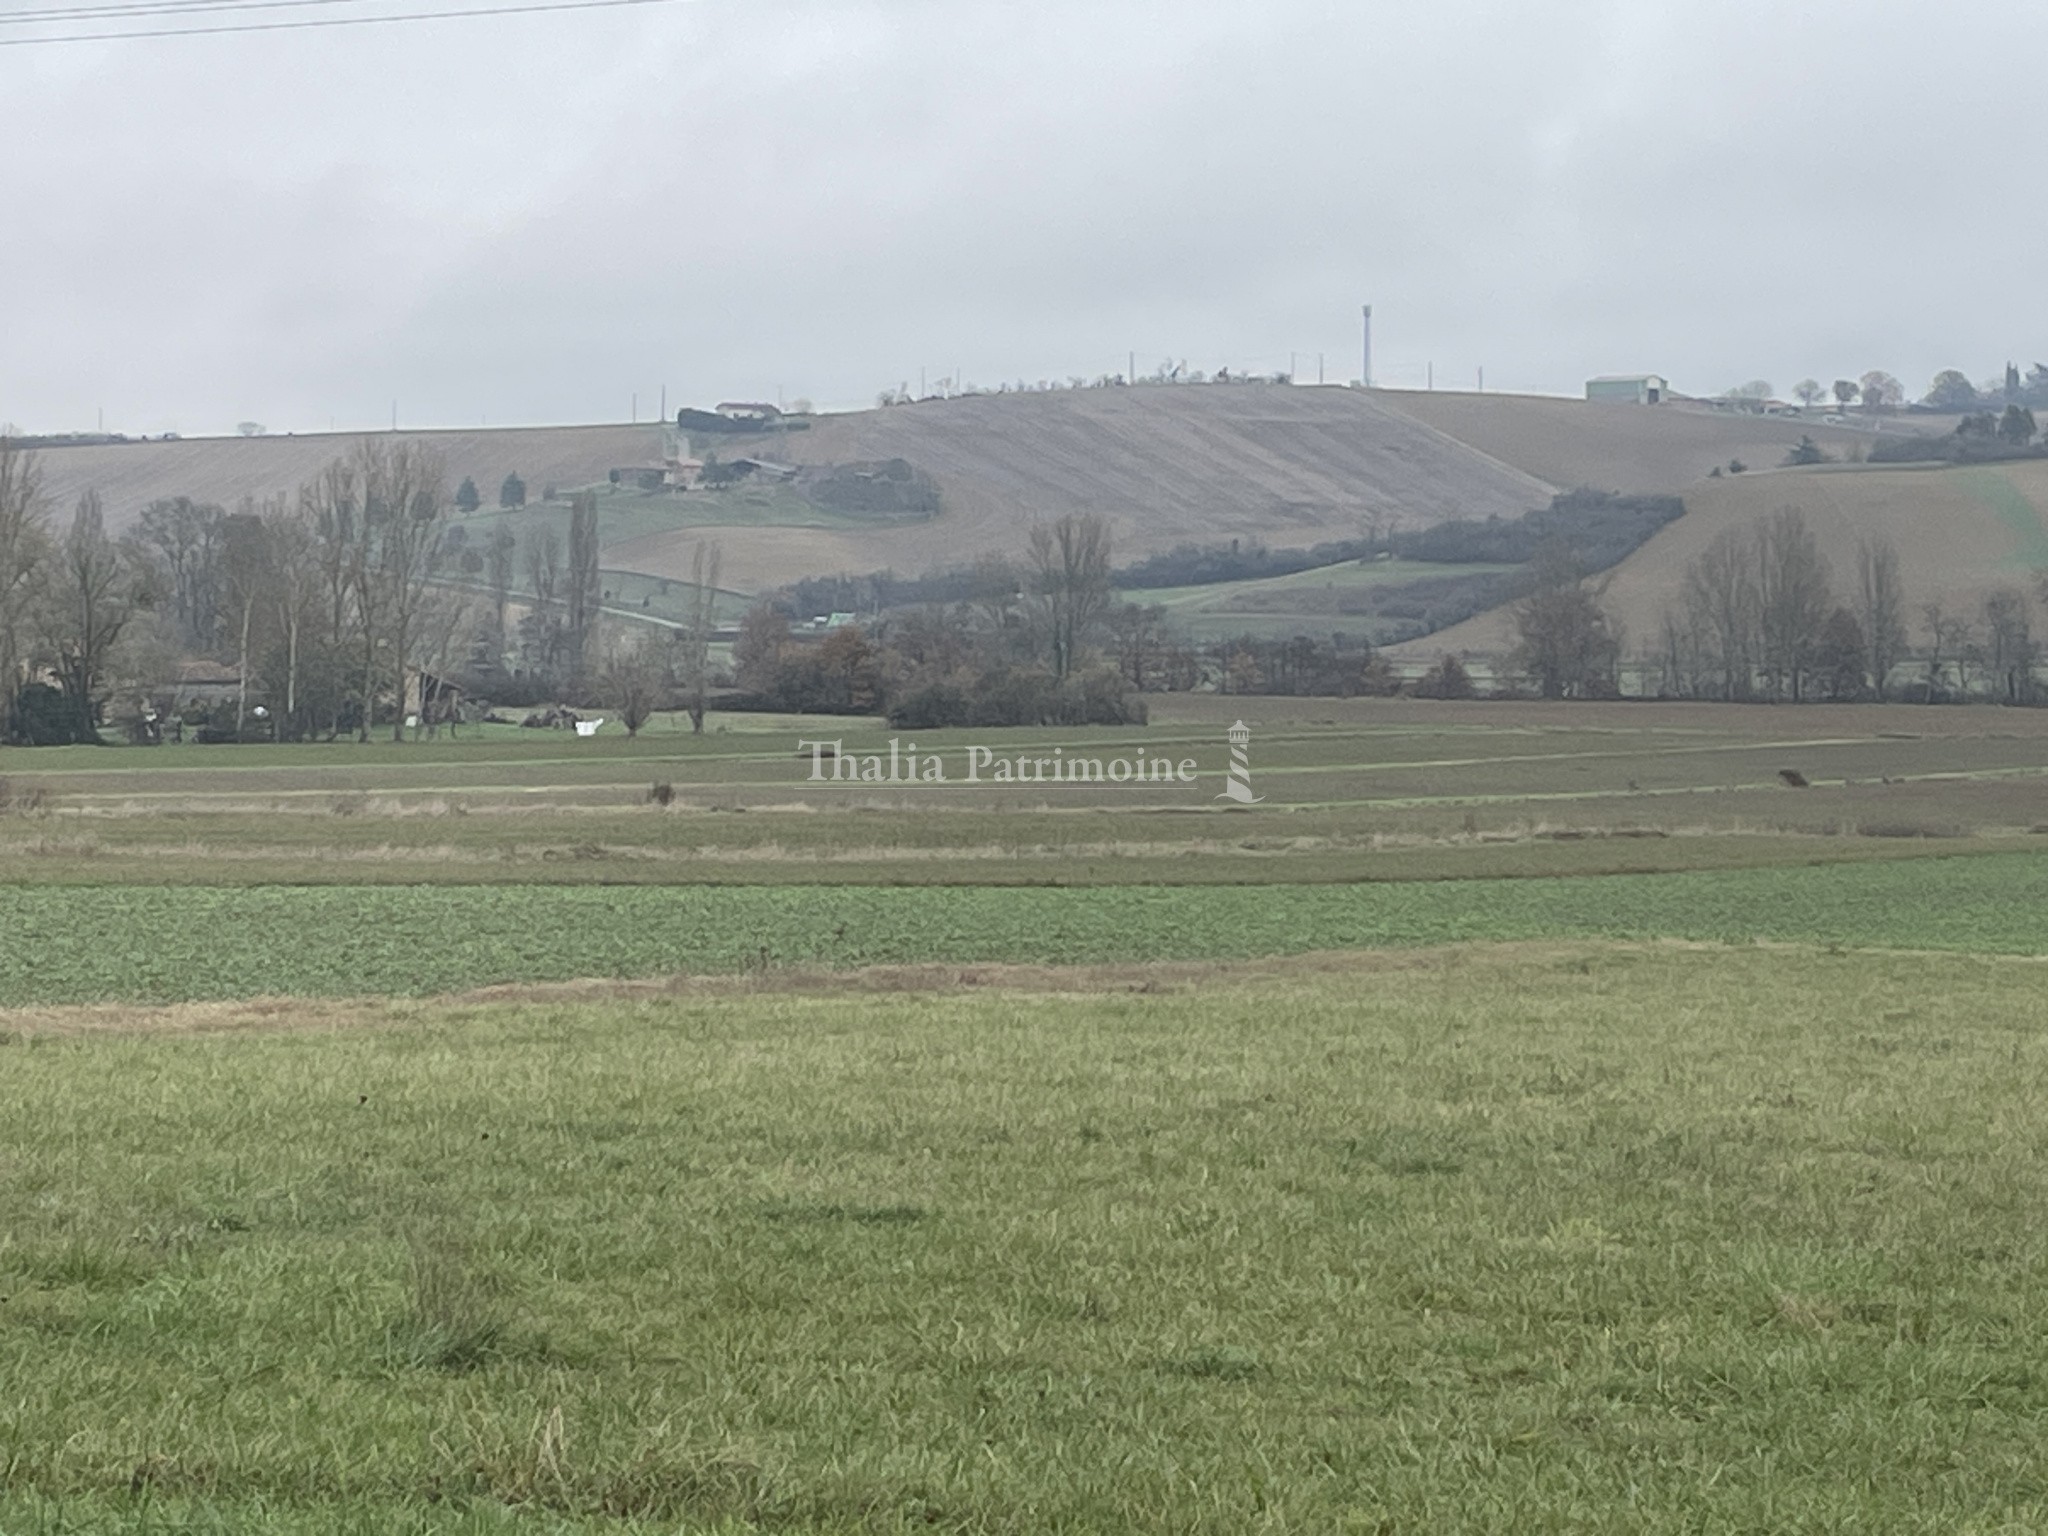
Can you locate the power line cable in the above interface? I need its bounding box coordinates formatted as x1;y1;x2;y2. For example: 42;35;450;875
0;0;682;43
0;0;392;26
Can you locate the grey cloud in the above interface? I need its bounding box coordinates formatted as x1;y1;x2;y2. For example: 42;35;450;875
4;0;2045;433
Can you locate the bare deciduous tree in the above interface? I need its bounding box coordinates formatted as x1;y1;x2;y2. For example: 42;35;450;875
1855;537;1908;702
567;491;601;682
1027;513;1113;680
1681;527;1760;700
409;584;475;738
220;503;271;740
334;441;448;741
676;541;723;733
1814;606;1868;700
523;525;563;681
1921;601;1973;699
263;498;321;739
732;601;788;694
1858;370;1904;413
605;631;669;737
368;442;449;742
1511;542;1619;699
1982;588;2036;704
0;438;50;743
133;496;225;648
1755;508;1832;701
40;491;144;743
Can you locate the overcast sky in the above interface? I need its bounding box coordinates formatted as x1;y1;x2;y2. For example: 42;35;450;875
3;0;2041;435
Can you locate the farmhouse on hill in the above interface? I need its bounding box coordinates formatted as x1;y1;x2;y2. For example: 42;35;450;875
730;456;800;482
715;401;783;423
1585;374;1667;405
607;450;705;491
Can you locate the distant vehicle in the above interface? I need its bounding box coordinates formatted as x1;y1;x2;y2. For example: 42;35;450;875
1822;413;1846;424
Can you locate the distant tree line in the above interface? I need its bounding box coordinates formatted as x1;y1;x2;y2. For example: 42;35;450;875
1;437;472;744
1914;362;2048;415
732;514;1147;728
1652;513;2044;704
1770;363;2048;417
743;514;1454;716
0;437;728;746
781;491;1683;627
1491;505;2047;706
874;362;1310;407
1867;407;2040;464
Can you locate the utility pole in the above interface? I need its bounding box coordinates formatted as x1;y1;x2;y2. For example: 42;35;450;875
1318;353;1325;385
391;400;397;431
1129;350;1136;384
660;383;667;421
1361;304;1373;389
631;392;637;423
1478;366;1485;393
1428;362;1433;391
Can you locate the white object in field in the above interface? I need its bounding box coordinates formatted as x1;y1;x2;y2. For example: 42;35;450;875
574;718;604;737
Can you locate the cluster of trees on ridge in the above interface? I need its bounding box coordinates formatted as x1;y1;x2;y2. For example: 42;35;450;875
1726;362;2048;416
874;360;1313;407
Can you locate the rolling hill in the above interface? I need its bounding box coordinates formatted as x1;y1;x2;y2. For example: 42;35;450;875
605;384;1553;590
23;388;1975;636
19;387;1557;597
1404;458;2048;659
1376;389;1875;493
25;423;663;537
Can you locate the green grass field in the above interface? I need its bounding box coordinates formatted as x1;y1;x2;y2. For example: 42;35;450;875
4;697;2048;1531
3;696;2044;891
8;947;2048;1532
1;852;2046;1006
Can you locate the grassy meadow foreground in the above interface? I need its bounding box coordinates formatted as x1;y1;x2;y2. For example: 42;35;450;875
3;697;2047;1531
8;947;2048;1534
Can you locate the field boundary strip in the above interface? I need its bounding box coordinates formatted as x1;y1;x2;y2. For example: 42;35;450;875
8;937;2047;1038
